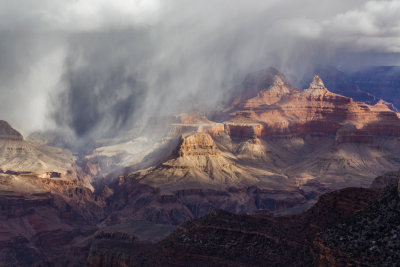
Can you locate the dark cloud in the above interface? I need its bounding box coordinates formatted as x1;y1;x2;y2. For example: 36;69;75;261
53;30;150;138
0;0;399;141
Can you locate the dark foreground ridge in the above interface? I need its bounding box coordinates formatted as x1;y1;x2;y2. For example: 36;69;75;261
1;172;398;266
314;185;400;266
86;186;389;266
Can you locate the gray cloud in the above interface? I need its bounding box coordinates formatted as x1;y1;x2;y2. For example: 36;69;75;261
0;0;399;143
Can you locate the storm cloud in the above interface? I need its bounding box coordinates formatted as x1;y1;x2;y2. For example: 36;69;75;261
0;0;399;142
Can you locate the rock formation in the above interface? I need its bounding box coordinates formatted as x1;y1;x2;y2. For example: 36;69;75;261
92;69;400;227
0;121;104;266
0;121;88;184
3;67;400;266
0;120;23;141
86;182;387;266
225;73;400;139
226;67;293;108
176;132;220;157
313;185;400;266
122;132;259;192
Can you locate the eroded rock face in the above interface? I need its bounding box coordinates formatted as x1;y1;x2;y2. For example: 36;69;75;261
0;190;99;266
225;123;263;139
0;121;105;266
97;186;381;266
224;74;400;142
85;221;176;267
97;72;400;226
176;133;220;157
227;67;293;107
303;75;328;95
86;231;138;267
3;66;400;266
264;75;291;94
370;170;400;189
103;178;315;225
313;185;400;266
0;120;23;141
79;71;400;218
0;123;90;186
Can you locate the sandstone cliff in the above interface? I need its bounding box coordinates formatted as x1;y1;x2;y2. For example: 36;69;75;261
94;71;400;226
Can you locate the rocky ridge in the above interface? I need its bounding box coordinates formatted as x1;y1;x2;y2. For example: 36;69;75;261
0;120;23;141
96;69;400;226
86;174;395;266
0;122;105;266
2;66;400;265
313;184;400;266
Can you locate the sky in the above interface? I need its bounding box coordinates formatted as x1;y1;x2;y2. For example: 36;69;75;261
0;0;399;141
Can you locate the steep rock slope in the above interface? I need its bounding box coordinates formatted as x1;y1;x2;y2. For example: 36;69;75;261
101;71;400;225
133;132;258;192
102;132;313;225
82;69;400;200
226;75;400;136
313;184;400;266
86;182;386;266
0;120;88;184
0;121;104;266
0;190;99;266
156;187;381;267
219;74;400;188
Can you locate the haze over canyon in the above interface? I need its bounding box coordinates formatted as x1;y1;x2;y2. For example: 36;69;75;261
0;0;400;266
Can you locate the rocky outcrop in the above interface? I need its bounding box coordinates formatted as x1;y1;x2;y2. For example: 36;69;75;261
236;137;266;159
305;66;379;107
335;124;374;144
375;98;399;112
176;133;220;157
123;132;260;193
313;185;400;266
105;186;380;266
99;68;400;225
225;67;293;108
75;70;400;217
0;121;106;266
86;221;176;267
0;121;90;186
103;174;324;225
224;123;263;139
370;170;400;189
0;120;23;141
303;75;329;96
86;231;138;267
0;189;99;266
223;73;400;142
3;64;400;267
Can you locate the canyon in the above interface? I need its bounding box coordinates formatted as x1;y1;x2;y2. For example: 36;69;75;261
2;67;400;265
101;69;400;225
102;174;397;267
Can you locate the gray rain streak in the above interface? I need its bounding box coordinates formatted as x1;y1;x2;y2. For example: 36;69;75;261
0;0;399;142
54;31;150;138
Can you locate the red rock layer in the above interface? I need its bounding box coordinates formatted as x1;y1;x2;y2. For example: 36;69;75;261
221;75;400;142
